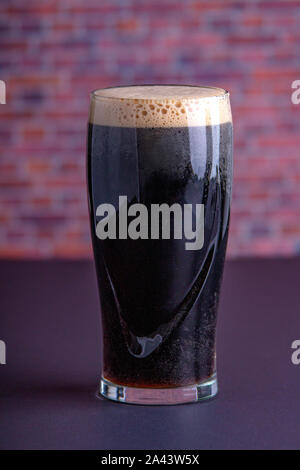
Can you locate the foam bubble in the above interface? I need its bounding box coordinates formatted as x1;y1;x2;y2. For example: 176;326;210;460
89;85;231;128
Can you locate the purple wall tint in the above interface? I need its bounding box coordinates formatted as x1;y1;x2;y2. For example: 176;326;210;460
0;0;299;258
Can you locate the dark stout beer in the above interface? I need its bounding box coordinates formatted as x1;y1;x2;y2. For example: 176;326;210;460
87;85;233;404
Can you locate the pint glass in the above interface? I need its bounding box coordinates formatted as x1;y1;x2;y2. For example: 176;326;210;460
87;85;233;405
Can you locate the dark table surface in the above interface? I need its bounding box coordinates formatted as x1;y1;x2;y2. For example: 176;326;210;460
0;258;299;450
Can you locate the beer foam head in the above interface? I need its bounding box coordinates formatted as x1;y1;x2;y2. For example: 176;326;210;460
89;85;231;128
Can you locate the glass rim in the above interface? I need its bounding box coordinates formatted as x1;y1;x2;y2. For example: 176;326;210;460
90;84;230;102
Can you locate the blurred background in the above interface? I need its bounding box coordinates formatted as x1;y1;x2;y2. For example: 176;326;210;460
0;0;299;259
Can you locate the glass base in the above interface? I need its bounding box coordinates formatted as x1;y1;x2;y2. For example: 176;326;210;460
100;375;217;405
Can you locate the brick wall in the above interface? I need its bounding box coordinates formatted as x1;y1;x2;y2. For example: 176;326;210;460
0;0;299;258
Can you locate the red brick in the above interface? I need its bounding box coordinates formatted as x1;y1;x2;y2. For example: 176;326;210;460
116;18;139;33
27;160;51;173
0;0;299;259
242;15;263;27
23;126;46;141
30;197;53;207
0;179;32;189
